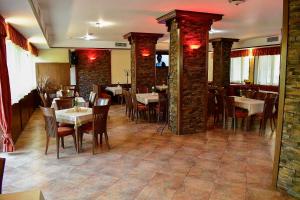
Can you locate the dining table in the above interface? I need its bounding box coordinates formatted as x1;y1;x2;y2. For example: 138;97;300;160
136;93;159;122
156;84;168;91
105;86;122;96
55;107;93;153
51;97;86;110
233;96;265;116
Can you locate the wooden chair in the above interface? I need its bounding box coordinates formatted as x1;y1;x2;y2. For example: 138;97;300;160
88;92;97;107
132;93;147;122
55;99;73;110
39;92;50;107
224;97;248;132
256;97;276;135
79;105;111;154
137;86;149;93
96;98;111;106
40;106;77;159
155;93;168;122
207;92;217;125
99;93;111;103
0;158;5;194
254;92;267;100
124;91;133;119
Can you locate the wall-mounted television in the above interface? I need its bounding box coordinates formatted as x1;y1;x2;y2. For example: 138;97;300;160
155;51;169;68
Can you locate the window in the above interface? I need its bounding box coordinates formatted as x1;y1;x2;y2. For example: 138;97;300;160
230;57;250;83
254;55;280;85
6;40;36;104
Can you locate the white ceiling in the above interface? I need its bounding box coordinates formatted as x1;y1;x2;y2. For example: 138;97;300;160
0;0;283;49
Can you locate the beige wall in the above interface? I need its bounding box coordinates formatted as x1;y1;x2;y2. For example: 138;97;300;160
35;48;69;63
111;49;131;84
208;52;213;82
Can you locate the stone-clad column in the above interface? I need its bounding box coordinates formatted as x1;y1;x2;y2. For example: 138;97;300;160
157;10;223;135
123;32;163;93
210;38;239;87
275;0;300;199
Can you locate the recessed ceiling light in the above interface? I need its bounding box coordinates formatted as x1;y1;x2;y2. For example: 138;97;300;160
81;33;96;40
89;20;114;28
229;0;246;6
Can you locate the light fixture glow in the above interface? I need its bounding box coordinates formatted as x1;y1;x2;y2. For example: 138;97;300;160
81;33;97;40
89;20;115;28
190;44;201;50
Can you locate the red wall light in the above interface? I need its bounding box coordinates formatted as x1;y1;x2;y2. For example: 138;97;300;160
141;50;150;57
89;56;96;61
189;44;201;50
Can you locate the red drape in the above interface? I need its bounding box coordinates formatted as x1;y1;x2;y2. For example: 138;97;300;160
252;46;280;56
6;23;38;56
230;49;249;58
0;16;14;152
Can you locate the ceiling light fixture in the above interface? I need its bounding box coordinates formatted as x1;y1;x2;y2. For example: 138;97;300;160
82;33;96;40
229;0;246;6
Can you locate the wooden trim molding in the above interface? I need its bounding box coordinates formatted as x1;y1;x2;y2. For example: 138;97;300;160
272;0;288;188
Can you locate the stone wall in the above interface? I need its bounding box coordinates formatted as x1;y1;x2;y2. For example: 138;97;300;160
75;49;111;100
277;0;300;199
168;19;179;133
211;39;237;88
125;33;162;93
180;21;210;134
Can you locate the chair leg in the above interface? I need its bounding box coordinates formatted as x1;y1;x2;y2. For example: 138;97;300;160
56;137;60;159
270;118;274;132
80;133;83;148
72;134;77;152
100;133;103;145
104;131;110;149
45;136;50;155
92;133;95;155
233;117;236;133
61;137;64;149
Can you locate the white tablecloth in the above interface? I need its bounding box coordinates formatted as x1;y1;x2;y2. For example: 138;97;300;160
105;86;122;96
136;93;159;105
156;85;168;91
51;97;86;110
55;107;93;127
233;96;264;116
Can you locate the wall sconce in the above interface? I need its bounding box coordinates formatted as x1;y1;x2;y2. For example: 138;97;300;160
89;56;96;61
189;44;201;50
141;50;150;57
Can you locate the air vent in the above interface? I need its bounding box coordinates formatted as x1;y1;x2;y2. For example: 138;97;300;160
267;36;279;43
115;42;127;47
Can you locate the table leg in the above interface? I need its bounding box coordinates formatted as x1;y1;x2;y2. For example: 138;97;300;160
75;126;80;153
147;105;151;122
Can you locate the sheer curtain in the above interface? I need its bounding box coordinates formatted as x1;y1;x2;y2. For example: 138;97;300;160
6;40;36;104
230;57;250;83
254;55;280;85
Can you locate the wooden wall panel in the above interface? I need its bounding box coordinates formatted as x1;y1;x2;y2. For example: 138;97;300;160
36;63;70;89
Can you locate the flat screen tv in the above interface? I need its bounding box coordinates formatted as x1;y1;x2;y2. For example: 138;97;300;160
155;52;169;68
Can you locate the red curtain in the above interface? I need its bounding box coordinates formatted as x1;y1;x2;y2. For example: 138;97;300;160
0;16;14;152
6;23;38;56
252;46;280;56
231;49;249;58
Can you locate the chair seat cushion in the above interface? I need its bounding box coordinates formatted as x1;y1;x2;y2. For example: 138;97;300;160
80;122;93;133
59;122;73;128
137;104;147;110
235;110;248;118
57;127;74;136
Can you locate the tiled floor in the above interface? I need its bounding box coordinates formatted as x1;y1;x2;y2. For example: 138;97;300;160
0;105;294;200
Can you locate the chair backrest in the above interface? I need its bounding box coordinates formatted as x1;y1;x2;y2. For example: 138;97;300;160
0;157;5;194
225;96;236;118
55;99;73;110
207;92;216;117
39;92;49;107
89;92;97;107
40;106;58;137
131;93;138;109
127;92;133;108
263;97;275;118
99;93;111;103
96;98;111;106
157;93;168;112
244;90;255;99
254;92;267;100
93;105;110;134
137;86;149;93
215;92;225;113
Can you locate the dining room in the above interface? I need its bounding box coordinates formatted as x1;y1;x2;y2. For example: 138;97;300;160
0;0;299;200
